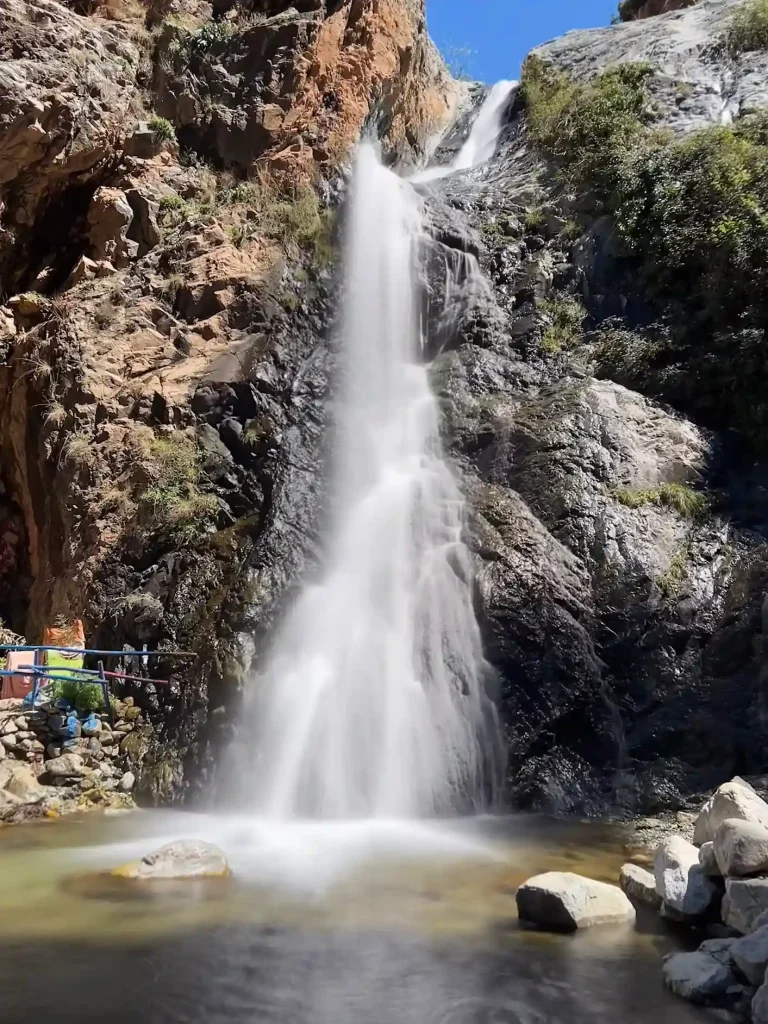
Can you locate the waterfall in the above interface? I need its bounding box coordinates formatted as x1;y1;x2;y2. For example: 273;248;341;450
239;143;499;821
414;79;517;183
451;80;518;171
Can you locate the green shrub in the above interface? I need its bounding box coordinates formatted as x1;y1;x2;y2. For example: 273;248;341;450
725;0;768;54
657;544;690;598
540;296;586;352
188;20;235;55
523;207;546;233
148;115;176;144
523;55;768;450
521;56;654;198
612;482;708;518
51;679;105;713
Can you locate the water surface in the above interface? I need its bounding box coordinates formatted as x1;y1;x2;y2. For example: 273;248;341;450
0;812;706;1024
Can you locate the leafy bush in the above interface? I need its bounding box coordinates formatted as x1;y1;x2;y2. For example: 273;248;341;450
148;115;176;143
523;56;768;449
521;56;654;198
612;482;708;518
725;0;768;54
540;296;586;352
51;679;105;713
523;207;546;233
188;20;235;55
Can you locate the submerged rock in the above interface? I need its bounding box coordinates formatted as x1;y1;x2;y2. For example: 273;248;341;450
111;840;231;881
516;871;636;931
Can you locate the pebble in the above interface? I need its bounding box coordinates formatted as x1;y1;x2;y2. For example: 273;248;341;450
1;735;18;749
119;771;135;792
2;720;18;735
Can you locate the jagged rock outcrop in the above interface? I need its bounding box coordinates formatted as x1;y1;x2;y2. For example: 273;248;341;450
151;0;456;178
0;0;453;803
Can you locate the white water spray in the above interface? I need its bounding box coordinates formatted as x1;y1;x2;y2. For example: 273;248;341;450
240;143;497;821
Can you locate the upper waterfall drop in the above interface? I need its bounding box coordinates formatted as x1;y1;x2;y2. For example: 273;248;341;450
414;78;517;183
238;142;500;821
451;79;518;171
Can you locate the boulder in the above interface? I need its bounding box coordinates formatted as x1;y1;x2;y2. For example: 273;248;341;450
655;835;719;919
111;840;231;881
662;950;737;1004
723;878;768;934
45;753;87;779
118;771;135;792
87;187;136;268
754;981;768;1024
0;789;22;819
698;938;735;967
619;862;661;909
714;818;768;878
515;871;636;932
699;841;721;877
731;925;768;985
694;780;768;846
0;762;45;803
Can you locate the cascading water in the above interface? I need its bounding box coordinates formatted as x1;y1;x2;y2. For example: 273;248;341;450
414;79;517;183
240;143;499;821
451;79;518;171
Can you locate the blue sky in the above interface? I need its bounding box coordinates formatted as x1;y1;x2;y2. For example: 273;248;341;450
426;0;618;83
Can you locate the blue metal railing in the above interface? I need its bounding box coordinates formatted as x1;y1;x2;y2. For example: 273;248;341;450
0;645;197;723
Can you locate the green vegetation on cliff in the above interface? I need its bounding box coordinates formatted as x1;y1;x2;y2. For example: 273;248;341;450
612;482;708;518
725;0;768;54
521;54;768;449
521;57;654;200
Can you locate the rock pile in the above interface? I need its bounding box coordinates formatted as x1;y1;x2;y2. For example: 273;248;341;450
0;696;148;823
617;778;768;1018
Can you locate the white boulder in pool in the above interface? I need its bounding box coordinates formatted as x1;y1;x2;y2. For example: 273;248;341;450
111;839;231;880
516;871;636;931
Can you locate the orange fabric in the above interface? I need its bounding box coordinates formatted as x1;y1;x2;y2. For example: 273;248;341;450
0;650;34;700
43;620;85;652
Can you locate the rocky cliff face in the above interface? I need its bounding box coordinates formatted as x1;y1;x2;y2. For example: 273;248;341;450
422;0;768;816
2;0;767;819
0;0;455;800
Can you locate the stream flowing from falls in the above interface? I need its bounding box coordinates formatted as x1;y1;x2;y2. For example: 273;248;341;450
241;143;498;822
